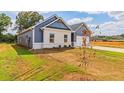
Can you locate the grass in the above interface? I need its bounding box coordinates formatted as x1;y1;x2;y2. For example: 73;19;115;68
0;43;124;80
92;41;124;48
0;43;84;80
0;43;46;80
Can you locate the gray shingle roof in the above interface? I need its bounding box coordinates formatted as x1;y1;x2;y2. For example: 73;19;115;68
69;22;91;36
69;22;89;31
35;15;58;29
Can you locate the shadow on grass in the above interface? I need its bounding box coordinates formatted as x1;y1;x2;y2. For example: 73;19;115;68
11;44;74;55
11;44;33;55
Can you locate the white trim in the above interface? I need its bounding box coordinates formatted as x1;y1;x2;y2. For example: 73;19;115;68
16;27;33;36
59;17;73;31
17;15;59;35
32;43;43;49
75;24;83;31
33;43;43;44
17;15;73;35
32;42;72;49
41;18;59;30
72;22;91;32
41;17;73;31
34;14;59;27
71;31;75;32
44;27;71;32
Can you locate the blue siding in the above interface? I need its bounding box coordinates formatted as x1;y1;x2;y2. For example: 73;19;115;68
47;20;70;30
34;26;44;43
17;30;33;48
75;26;87;36
34;16;57;43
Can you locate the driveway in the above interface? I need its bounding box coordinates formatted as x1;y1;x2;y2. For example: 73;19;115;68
93;46;124;53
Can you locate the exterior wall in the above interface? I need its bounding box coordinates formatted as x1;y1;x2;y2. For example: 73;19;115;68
42;27;71;48
34;26;43;43
34;16;57;43
32;43;43;49
75;26;86;36
76;36;83;47
75;36;90;47
74;25;91;47
17;30;33;48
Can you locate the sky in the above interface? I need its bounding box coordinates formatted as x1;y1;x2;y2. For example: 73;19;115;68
1;11;124;36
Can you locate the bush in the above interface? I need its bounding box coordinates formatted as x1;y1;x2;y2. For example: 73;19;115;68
0;33;16;43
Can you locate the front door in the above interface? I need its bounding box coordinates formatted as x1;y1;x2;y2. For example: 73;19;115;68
27;37;31;48
71;32;75;47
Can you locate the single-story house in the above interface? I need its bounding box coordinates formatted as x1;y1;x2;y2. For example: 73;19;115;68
17;15;92;49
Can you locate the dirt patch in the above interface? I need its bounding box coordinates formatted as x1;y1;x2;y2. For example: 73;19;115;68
14;66;43;80
0;45;7;52
31;48;124;80
33;48;83;65
63;73;95;81
16;57;30;74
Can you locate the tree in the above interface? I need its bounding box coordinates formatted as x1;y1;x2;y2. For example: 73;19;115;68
16;11;44;31
0;33;16;43
120;34;124;38
0;13;11;35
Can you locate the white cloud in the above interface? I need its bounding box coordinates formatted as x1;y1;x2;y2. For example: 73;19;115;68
11;11;51;15
92;20;124;36
89;12;124;35
38;11;52;14
105;12;124;30
88;24;97;28
89;20;124;36
101;21;118;31
4;19;17;35
67;17;93;25
79;11;106;14
107;11;124;19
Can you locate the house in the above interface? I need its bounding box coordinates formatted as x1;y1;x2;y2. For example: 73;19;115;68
17;15;73;49
17;15;92;49
70;22;92;47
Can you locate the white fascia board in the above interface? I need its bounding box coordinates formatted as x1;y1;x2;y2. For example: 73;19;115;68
40;18;60;30
59;17;73;31
34;14;59;27
17;15;59;36
44;27;72;33
40;17;73;31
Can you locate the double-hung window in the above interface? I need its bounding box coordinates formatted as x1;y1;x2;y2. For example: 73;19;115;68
64;35;68;43
49;33;54;43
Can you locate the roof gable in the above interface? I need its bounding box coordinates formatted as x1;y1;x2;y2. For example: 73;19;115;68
70;22;92;36
17;15;72;35
35;15;58;28
69;22;89;31
47;19;71;30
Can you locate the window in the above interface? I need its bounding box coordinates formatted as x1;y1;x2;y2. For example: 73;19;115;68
64;35;68;43
49;33;54;43
19;37;21;43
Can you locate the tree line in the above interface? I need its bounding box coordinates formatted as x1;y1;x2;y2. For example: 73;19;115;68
0;11;44;43
92;34;124;41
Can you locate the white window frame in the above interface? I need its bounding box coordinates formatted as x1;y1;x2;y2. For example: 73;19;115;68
49;33;55;43
64;34;68;43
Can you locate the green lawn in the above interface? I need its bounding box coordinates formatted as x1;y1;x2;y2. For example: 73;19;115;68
0;43;84;80
0;43;124;80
